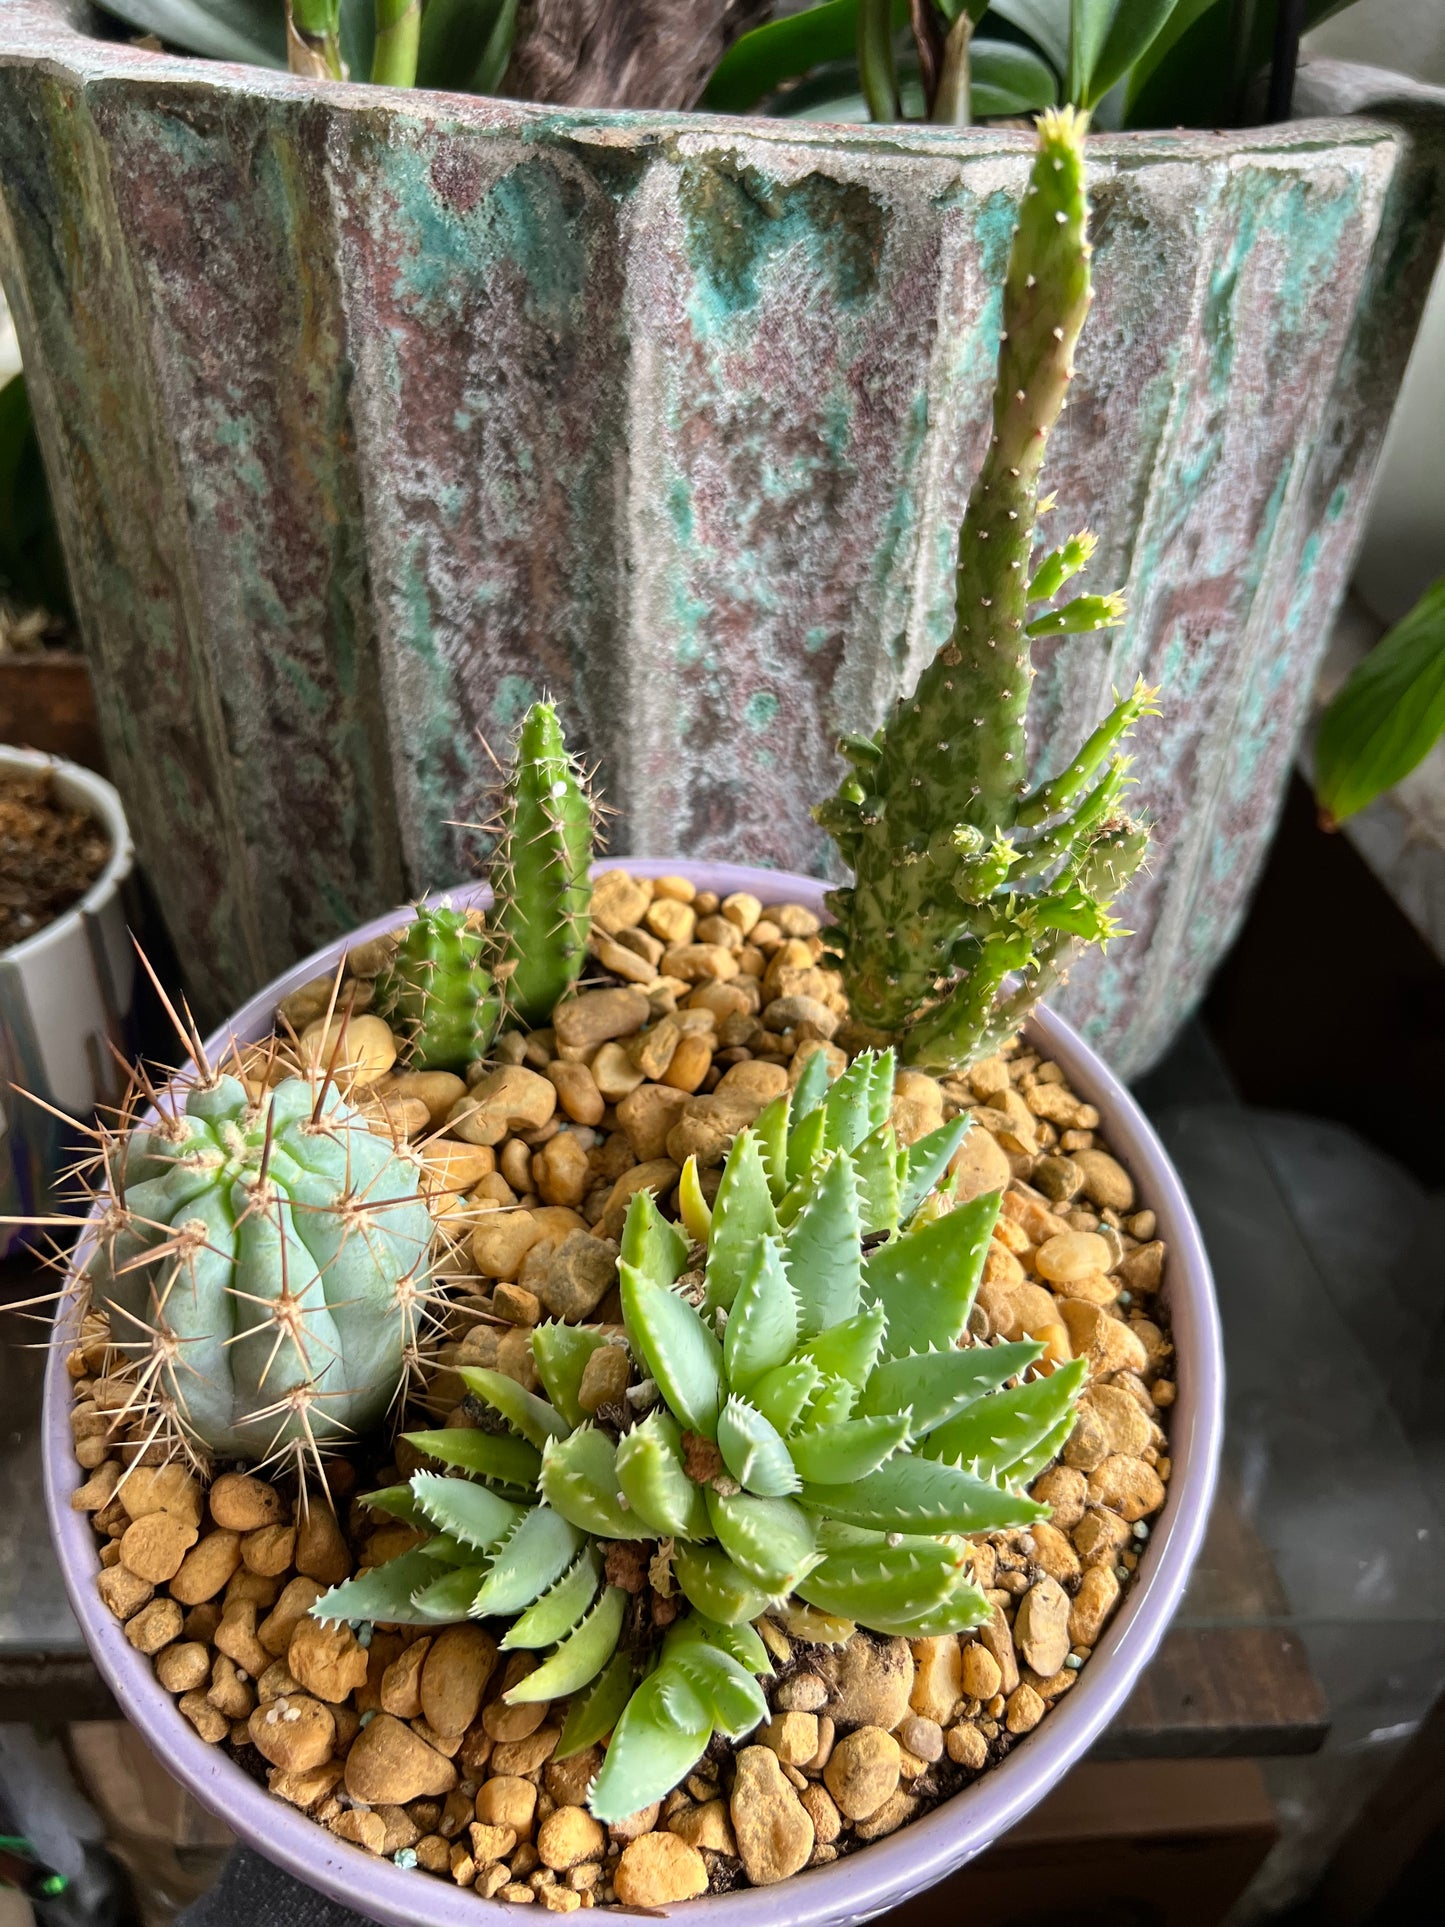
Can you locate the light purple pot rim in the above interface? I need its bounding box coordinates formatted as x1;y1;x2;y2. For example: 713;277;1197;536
43;859;1223;1927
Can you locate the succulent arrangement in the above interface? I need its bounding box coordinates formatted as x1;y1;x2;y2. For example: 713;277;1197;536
310;1048;1083;1820
816;105;1152;1070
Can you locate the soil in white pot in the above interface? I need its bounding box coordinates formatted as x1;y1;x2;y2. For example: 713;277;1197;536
0;765;109;947
65;871;1173;1907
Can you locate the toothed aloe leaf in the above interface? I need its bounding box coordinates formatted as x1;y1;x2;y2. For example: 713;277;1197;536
503;1546;604;1649
665;1612;772;1677
821;1050;891;1155
556;1648;634;1760
797;1539;969;1624
587;1664;714;1826
539;1428;634;1539
786;1411;913;1483
922;1357;1087;1475
800;1376;857;1430
673;1541;775;1625
792;1302;886;1387
311;1550;445;1627
783;1150;863;1335
404;1427;543;1490
418;1534;470;1563
666;1641;769;1739
852;1124;905;1235
471;1506;584;1619
411;1473;525;1551
716;1396;799;1498
614;1409;710;1539
753;1092;791;1203
706;1489;818;1591
789;1045;832;1123
459;1368;569;1450
505;1585;627;1703
412;1563;492;1620
898;1116;971;1223
678;1157;713;1245
618;1261;723;1438
785;1102;827;1190
799;1453;1047;1533
530;1326;610;1430
858;1339;1044;1432
853;1572;994;1638
751;1358;822;1435
620;1186;689;1287
723;1237;798;1395
862;1191;998;1360
703;1131;780;1311
998;1405;1078;1486
356;1484;427;1527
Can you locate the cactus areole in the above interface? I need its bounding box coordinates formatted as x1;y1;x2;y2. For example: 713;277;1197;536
818;108;1156;1072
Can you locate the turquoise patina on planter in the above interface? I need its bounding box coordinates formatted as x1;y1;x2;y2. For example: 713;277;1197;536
1;1;1443;1073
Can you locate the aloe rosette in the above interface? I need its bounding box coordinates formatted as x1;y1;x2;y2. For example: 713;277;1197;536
313;1048;1083;1820
83;1073;434;1465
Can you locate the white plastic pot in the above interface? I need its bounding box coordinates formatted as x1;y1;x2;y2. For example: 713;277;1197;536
0;745;135;1253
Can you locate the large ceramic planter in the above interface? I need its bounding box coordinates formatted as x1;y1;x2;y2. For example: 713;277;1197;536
1;744;134;1254
44;859;1222;1926
2;5;1444;1076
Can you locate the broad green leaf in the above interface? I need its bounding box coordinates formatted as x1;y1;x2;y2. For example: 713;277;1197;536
860;1339;1044;1432
587;1665;713;1825
717;1396;800;1497
999;1406;1078;1485
792;1302;886;1387
459;1368;569;1450
790;1042;834;1123
673;1542;776;1625
620;1187;689;1287
412;1563;491;1620
703;0;862;114
783;1150;863;1335
1316;577;1445;823
898;1117;970;1224
619;1262;724;1438
1066;0;1115;103
751;1358;823;1435
787;1411;912;1483
556;1649;634;1760
404;1427;543;1489
797;1539;967;1624
862;1190;999;1360
970;38;1059;114
504;1586;627;1703
799;1453;1047;1533
923;1357;1087;1474
471;1506;583;1618
665;1612;772;1678
667;1642;769;1739
503;1546;604;1650
854;1571;994;1638
92;1;286;67
355;1484;425;1527
615;1409;710;1539
706;1490;819;1591
1124;0;1348;129
704;1131;780;1311
1080;0;1179;105
531;1324;611;1431
309;1550;443;1627
724;1238;799;1395
852;1124;903;1234
411;1474;524;1550
539;1428;634;1539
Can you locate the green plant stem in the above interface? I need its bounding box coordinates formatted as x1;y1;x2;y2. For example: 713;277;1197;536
372;0;423;86
932;9;974;122
286;0;346;80
858;0;902;119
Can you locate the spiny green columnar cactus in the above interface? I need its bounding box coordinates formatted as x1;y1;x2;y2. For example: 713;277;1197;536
817;107;1156;1072
313;1050;1083;1820
375;905;500;1072
84;1074;434;1466
488;701;594;1027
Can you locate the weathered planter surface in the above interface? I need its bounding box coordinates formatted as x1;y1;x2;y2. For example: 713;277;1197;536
2;2;1443;1073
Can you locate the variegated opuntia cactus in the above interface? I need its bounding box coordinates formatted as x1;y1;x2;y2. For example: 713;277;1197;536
84;1074;434;1467
312;1049;1082;1820
817;107;1156;1072
375;905;500;1072
488;701;594;1027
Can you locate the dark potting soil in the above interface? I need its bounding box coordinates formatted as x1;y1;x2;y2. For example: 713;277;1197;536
0;768;109;949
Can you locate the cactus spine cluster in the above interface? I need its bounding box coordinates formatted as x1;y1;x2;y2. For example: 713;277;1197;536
313;1049;1082;1821
817;108;1156;1072
375;906;500;1072
83;1073;434;1468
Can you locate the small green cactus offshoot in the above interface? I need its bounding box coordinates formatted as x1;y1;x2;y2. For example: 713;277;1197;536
817;108;1157;1072
487;701;594;1027
314;1049;1083;1821
374;905;500;1073
82;1073;434;1470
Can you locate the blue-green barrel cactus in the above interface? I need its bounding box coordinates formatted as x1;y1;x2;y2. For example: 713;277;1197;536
312;1047;1083;1821
375;904;500;1072
85;1073;434;1466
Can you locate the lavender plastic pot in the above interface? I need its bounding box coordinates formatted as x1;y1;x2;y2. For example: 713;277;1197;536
44;859;1222;1926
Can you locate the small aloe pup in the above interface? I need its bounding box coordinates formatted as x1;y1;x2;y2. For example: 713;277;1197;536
818;107;1156;1071
375;700;594;1068
312;1052;1083;1820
